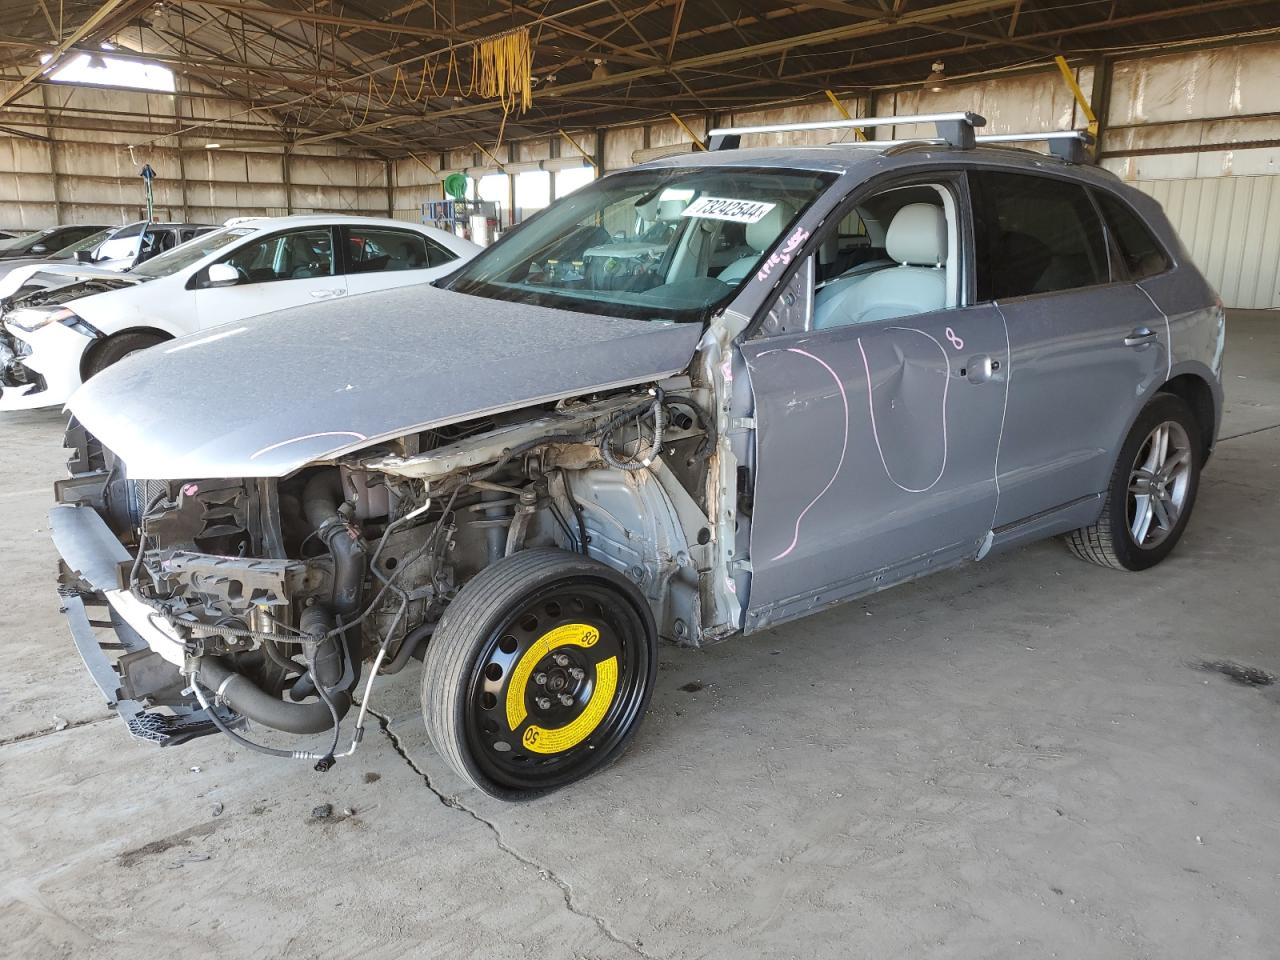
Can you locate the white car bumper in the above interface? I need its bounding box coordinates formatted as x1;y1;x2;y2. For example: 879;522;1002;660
0;318;90;411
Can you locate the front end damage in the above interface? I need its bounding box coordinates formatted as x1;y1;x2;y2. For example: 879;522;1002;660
1;279;121;411
51;366;748;764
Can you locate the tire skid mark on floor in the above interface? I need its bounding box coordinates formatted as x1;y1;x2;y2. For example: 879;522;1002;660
364;704;657;960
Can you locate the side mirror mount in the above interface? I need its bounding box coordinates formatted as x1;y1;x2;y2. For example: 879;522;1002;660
205;262;240;288
75;250;94;263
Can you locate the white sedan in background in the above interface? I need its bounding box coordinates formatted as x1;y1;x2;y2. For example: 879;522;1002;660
0;215;479;411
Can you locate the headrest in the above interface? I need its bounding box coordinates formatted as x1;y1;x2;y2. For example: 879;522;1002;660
886;203;946;267
746;202;795;251
656;198;687;221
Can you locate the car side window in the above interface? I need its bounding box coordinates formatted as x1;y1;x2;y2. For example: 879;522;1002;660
970;170;1109;301
809;181;960;331
1094;191;1171;280
220;228;335;284
345;228;434;273
425;238;456;268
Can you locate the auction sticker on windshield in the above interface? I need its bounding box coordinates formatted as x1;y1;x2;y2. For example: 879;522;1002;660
681;197;777;224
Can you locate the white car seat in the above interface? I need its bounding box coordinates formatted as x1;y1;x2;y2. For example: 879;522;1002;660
814;203;948;328
716;202;796;284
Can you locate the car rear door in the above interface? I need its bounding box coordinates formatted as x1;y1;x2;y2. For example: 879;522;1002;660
192;226;346;330
967;170;1170;534
340;225;461;296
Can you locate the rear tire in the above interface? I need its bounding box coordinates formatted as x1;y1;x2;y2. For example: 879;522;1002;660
84;332;166;380
421;548;657;800
1065;392;1202;571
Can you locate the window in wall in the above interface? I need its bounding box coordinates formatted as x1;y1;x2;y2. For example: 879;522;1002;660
477;173;509;218
1094;190;1171;280
515;170;551;222
554;166;596;198
970;171;1108;301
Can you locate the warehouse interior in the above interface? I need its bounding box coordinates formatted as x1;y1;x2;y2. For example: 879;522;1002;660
2;1;1278;956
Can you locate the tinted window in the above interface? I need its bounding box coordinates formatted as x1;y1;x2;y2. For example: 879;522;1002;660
345;228;435;274
220;228;335;283
971;171;1109;301
425;238;455;267
1095;191;1171;280
137;228;177;262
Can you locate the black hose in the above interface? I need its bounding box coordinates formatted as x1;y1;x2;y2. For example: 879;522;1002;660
262;637;306;677
302;471;365;616
379;620;435;675
197;656;351;735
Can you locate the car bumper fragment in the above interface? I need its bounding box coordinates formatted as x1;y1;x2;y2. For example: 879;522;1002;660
50;502;223;746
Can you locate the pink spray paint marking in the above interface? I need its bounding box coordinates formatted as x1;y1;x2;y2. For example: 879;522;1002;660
859;327;950;494
755;227;811;284
769;347;850;562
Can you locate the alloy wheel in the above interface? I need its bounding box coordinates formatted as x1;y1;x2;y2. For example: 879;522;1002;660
1127;419;1193;549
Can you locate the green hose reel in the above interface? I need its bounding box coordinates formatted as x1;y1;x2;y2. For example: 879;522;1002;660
443;172;468;200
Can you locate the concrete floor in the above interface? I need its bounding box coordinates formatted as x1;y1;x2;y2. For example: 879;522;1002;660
2;312;1278;959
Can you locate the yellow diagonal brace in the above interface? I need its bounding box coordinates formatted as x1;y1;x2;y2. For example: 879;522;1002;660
1054;55;1098;138
669;112;706;150
824;89;866;140
558;128;598;169
473;141;506;171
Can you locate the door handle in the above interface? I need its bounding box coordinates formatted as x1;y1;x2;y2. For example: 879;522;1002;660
309;288;344;299
965;354;1000;384
1124;327;1158;347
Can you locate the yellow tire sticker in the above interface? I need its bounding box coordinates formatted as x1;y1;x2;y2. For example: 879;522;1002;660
505;622;601;731
520;656;617;755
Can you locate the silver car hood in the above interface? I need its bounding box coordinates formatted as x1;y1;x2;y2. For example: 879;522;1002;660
67;284;704;480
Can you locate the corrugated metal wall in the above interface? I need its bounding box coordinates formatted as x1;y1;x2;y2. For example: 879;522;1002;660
1136;175;1280;309
0;80;392;229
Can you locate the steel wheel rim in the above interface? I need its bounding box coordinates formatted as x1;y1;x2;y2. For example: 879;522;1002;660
464;579;649;791
1127;419;1192;549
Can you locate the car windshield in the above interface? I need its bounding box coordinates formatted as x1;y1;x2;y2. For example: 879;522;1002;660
0;228;51;254
129;226;256;278
52;227;114;258
445;166;834;323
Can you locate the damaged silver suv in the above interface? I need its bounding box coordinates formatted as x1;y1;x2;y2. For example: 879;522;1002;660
50;113;1224;799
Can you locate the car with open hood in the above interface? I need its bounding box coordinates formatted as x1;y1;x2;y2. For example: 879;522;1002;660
0;214;479;411
48;113;1224;800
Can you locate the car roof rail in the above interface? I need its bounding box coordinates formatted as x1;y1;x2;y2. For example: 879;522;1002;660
706;111;987;151
974;130;1095;163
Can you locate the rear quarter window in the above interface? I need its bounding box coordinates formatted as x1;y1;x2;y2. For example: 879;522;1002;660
1094;190;1172;280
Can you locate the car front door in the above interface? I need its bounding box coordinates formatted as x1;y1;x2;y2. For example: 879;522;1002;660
741;175;1010;630
192;226;346;330
340;225;460;296
967;170;1171;535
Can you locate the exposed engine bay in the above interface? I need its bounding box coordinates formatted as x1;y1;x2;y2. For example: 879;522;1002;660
53;369;747;770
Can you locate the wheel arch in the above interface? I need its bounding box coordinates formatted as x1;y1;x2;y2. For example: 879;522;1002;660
1158;366;1220;461
80;326;174;380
